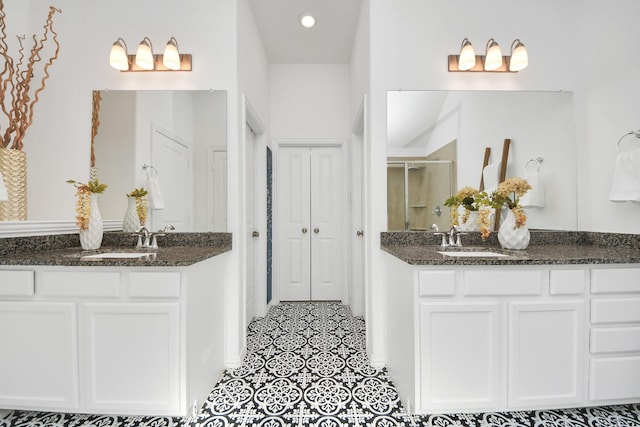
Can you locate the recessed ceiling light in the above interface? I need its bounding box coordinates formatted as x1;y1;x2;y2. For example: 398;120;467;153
300;13;316;28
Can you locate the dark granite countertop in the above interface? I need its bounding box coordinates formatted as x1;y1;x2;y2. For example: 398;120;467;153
0;232;232;267
381;231;640;266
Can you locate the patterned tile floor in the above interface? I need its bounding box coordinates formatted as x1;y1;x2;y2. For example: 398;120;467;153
1;302;639;427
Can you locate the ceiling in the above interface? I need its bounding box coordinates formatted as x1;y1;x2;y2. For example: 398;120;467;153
248;0;363;64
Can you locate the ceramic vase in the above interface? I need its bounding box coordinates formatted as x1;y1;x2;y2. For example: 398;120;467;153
79;194;103;250
498;208;530;250
122;196;140;232
0;147;27;221
459;209;480;232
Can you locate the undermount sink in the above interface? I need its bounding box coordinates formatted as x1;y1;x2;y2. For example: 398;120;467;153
437;251;509;258
81;252;154;260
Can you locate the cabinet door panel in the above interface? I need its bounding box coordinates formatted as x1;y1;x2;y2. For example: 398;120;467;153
590;357;640;401
508;301;584;407
418;301;502;412
0;302;79;410
81;303;180;414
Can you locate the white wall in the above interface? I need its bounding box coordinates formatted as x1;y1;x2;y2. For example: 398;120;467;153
17;0;238;222
367;0;640;364
270;64;351;139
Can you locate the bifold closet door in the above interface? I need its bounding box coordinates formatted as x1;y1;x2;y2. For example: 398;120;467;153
278;146;343;301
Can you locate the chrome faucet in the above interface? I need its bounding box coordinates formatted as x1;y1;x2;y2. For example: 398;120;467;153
133;224;175;249
434;225;466;247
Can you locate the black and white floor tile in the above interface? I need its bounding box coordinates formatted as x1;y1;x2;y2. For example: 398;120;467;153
1;302;639;427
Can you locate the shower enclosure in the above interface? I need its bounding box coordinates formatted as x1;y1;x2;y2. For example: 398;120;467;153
387;160;454;232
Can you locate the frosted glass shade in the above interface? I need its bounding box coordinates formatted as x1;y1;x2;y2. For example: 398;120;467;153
509;40;528;71
163;38;181;70
135;38;155;70
109;40;129;71
484;39;503;71
458;39;476;71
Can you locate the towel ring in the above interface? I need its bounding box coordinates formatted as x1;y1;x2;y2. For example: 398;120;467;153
142;164;158;177
616;130;640;152
525;157;543;172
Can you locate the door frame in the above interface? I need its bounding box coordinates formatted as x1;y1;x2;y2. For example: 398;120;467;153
242;95;267;326
273;138;348;304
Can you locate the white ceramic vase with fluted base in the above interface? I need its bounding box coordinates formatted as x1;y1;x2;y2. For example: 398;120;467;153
498;208;530;250
459;209;480;232
122;196;140;232
79;194;103;250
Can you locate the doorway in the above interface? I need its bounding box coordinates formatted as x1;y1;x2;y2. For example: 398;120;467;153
276;142;347;301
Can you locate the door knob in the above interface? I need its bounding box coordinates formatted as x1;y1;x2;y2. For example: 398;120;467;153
252;231;260;238
356;230;364;237
314;228;320;234
302;227;308;234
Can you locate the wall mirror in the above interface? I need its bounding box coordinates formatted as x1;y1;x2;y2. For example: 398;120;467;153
94;90;227;232
387;90;577;232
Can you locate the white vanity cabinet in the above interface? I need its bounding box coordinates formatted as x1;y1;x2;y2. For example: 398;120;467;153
0;253;228;417
589;267;640;403
414;268;586;413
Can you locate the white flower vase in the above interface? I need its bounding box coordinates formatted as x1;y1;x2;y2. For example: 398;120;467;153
459;209;480;232
79;194;103;250
498;208;530;250
122;196;140;232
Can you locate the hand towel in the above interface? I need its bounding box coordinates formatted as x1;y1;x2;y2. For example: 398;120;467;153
521;170;545;208
609;149;640;203
0;171;8;202
482;162;501;194
145;168;165;210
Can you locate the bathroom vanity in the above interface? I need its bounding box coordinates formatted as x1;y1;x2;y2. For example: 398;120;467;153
381;231;640;415
0;233;231;417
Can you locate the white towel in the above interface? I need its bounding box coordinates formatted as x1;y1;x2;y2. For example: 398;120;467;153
145;168;165;210
609;149;640;203
0;171;8;202
521;170;545;208
482;162;501;194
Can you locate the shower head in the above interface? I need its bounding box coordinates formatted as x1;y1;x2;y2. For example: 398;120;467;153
408;163;421;171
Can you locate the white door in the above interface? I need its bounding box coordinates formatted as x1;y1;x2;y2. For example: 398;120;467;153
245;123;256;324
278;146;312;301
350;100;366;316
151;125;192;231
278;145;344;301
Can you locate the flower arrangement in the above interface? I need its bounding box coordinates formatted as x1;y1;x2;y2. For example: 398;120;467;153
66;179;107;230
444;186;481;228
127;187;148;226
445;177;532;240
0;4;62;151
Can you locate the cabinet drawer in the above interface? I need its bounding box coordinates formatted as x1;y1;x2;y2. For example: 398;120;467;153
591;327;640;354
589;357;640;401
591;298;640;324
39;271;121;297
419;271;455;296
591;268;640;294
550;270;586;295
129;272;181;298
0;270;35;296
463;270;543;296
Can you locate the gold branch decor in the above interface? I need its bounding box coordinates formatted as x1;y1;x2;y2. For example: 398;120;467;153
0;2;61;220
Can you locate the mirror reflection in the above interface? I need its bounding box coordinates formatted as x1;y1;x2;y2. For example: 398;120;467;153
387;90;577;232
94;90;227;232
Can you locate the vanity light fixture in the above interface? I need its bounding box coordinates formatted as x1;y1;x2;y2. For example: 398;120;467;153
448;38;528;73
484;38;503;71
109;36;192;72
457;38;476;71
508;39;528;72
